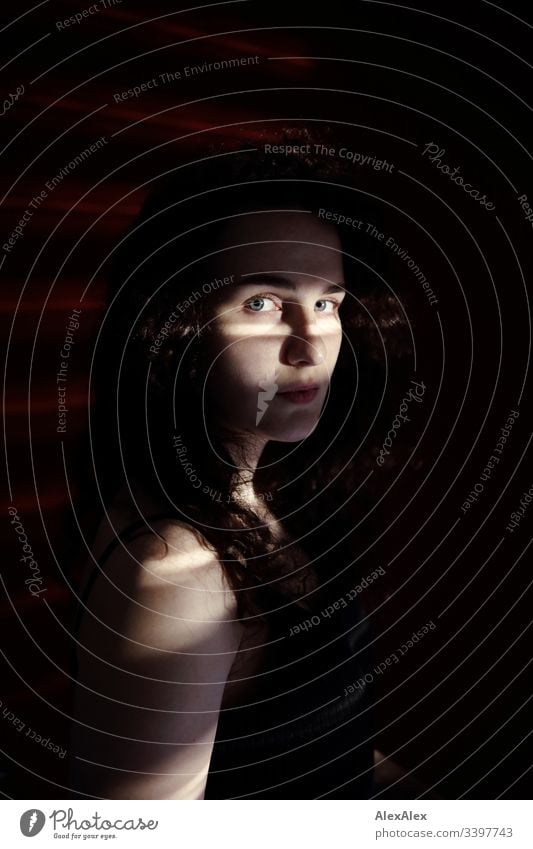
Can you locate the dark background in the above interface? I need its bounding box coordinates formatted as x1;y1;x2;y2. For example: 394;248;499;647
1;0;532;799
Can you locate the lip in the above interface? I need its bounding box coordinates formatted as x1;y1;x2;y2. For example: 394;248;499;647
276;385;320;405
277;383;320;394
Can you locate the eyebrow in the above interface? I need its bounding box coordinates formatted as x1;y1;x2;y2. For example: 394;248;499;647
236;274;346;294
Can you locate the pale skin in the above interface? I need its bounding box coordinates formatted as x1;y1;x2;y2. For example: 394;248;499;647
71;210;433;799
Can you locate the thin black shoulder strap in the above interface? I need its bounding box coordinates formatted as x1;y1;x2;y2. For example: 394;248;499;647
70;512;179;675
70;513;182;680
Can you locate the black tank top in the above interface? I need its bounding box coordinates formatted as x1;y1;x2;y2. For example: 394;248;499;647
69;519;377;799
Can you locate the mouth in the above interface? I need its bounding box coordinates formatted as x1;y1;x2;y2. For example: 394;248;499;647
277;383;320;405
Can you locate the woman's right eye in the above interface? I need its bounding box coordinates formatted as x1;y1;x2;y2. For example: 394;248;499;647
243;294;280;313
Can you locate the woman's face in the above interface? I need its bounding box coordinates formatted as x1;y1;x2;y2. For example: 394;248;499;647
200;210;346;444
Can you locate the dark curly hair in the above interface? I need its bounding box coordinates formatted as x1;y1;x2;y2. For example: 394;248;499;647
76;129;414;622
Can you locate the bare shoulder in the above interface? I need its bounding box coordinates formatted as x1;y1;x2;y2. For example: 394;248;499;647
83;481;237;615
71;496;243;799
79;507;242;658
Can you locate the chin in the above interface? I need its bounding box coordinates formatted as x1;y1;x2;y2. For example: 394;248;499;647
263;419;320;443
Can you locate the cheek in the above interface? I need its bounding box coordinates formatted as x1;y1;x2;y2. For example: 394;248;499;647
203;337;279;426
208;333;278;388
326;326;343;366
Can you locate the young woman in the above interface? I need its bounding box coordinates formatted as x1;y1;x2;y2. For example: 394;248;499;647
68;135;414;799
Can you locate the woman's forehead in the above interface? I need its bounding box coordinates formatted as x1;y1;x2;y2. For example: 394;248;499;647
212;208;340;242
203;210;344;280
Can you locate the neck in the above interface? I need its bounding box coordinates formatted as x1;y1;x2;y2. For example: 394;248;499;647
221;432;283;527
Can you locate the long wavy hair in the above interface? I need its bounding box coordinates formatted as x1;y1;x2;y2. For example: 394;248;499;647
75;131;414;622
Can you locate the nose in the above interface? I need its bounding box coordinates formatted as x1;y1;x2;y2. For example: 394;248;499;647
281;307;326;367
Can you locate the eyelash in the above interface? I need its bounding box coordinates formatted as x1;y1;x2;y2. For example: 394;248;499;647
243;292;342;314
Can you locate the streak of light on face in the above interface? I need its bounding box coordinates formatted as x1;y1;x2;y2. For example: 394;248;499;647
199;210;346;450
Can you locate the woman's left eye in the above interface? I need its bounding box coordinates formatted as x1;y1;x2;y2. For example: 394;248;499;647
315;299;339;313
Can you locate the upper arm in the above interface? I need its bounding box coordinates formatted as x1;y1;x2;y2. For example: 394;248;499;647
70;522;242;799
